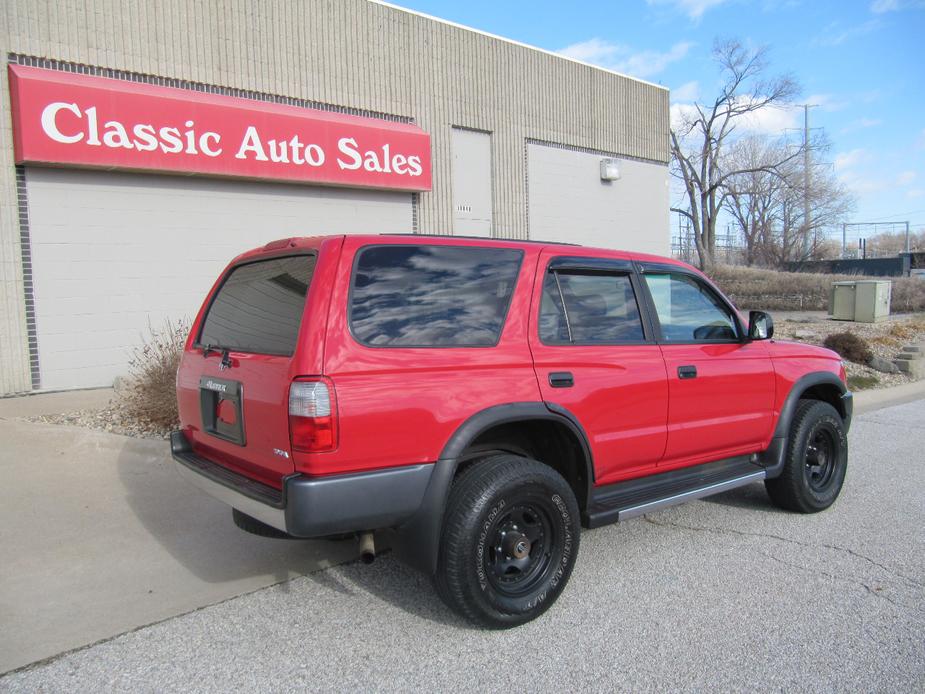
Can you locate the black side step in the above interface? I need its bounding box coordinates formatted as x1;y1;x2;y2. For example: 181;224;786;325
584;456;765;528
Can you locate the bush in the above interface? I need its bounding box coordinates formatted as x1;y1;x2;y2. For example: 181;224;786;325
823;332;872;364
118;319;189;431
707;264;925;313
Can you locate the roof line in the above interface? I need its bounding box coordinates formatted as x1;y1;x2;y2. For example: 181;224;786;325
368;1;670;92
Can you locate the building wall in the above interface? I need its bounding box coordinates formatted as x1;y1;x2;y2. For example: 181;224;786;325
527;143;670;255
25;168;411;390
0;0;669;393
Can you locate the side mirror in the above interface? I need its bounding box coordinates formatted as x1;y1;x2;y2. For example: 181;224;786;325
747;310;774;340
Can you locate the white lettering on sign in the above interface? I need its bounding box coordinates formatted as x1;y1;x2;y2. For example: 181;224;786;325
40;102;224;157
14;65;432;191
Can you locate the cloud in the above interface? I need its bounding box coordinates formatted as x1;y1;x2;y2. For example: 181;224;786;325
870;0;925;12
805;93;848;112
736;103;801;134
897;170;917;185
671;80;700;102
557;38;694;79
870;0;899;11
907;189;925;199
814;19;881;46
646;0;731;21
835;149;867;171
839;117;883;135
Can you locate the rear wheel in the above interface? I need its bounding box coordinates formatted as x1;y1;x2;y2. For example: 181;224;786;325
434;454;580;628
765;399;848;513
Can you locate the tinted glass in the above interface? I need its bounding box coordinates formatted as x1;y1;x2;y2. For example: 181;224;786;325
644;272;739;342
350;245;523;347
539;272;645;344
199;255;315;355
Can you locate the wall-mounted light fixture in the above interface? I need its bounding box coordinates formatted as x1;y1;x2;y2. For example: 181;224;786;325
600;158;621;181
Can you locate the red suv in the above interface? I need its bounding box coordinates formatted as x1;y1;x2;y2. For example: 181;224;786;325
172;234;852;627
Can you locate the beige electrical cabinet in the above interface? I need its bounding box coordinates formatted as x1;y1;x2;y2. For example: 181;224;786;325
829;280;892;322
854;280;892;323
830;282;857;320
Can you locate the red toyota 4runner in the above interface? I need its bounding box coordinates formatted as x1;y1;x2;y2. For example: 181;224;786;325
172;234;852;627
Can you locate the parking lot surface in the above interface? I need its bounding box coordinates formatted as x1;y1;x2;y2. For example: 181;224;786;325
2;399;923;692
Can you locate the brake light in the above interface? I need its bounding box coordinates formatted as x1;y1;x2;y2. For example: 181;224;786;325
289;378;337;452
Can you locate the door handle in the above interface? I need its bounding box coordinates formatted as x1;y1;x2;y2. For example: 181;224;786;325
677;365;697;379
549;371;574;388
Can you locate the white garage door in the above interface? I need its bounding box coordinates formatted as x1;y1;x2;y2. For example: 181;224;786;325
527;143;669;254
25;168;413;391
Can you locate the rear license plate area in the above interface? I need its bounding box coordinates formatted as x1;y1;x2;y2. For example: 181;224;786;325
199;376;246;446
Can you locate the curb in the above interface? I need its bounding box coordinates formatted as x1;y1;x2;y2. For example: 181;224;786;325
853;379;925;416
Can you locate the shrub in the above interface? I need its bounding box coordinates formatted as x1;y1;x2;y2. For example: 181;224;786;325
118;318;189;431
823;332;873;364
847;374;879;391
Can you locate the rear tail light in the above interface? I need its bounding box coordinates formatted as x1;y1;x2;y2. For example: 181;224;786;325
289;378;337;453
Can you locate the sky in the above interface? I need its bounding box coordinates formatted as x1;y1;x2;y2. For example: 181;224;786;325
390;0;925;237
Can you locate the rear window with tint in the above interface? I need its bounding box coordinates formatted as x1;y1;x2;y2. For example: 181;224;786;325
350;245;523;347
199;255;315;356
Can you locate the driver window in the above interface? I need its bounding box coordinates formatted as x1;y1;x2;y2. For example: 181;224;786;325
644;272;738;342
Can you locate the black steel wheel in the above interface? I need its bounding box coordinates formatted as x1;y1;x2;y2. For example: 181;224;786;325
434;454;580;628
766;399;848;513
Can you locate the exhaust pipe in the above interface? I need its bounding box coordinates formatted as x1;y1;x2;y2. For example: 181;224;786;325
358;531;376;564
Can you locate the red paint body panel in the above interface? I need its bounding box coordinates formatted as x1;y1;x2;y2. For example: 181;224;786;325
175;234;845;495
528;248;669;486
8;64;432;191
658;341;775;463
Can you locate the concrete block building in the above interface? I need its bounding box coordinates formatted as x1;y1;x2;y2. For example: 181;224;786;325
0;0;669;395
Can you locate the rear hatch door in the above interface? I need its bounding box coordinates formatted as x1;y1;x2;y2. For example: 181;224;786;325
177;250;318;488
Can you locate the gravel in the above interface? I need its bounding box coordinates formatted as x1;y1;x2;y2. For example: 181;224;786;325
3;400;923;692
774;313;925;390
26;403;171;440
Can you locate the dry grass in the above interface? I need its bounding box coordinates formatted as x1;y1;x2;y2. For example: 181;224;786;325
708;264;925;312
116;318;189;431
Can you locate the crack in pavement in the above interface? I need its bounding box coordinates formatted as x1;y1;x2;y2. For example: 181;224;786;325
643;516;924;590
755;549;902;607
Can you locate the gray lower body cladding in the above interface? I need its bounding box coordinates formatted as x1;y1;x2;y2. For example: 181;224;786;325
170;431;434;537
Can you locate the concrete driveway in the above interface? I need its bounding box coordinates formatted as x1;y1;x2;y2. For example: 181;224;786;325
0;391;356;674
1;391;923;690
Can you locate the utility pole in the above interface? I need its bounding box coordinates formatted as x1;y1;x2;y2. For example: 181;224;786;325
842;222;847;258
906;221;911;254
802;104;813;258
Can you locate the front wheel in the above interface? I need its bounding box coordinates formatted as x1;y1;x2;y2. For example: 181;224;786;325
434;454;580;628
765;399;848;513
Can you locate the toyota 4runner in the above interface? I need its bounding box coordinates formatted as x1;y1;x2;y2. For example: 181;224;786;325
172;234;852;627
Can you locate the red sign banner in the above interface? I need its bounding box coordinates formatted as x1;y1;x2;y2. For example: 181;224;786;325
8;65;432;192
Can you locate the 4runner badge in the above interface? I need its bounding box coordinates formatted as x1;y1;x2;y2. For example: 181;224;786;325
273;448;290;459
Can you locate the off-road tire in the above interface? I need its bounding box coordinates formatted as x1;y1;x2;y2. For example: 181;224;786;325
232;508;293;539
765;399;848;513
434;454;580;628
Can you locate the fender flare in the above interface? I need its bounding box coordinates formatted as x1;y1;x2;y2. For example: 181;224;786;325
392;402;594;574
760;371;852;478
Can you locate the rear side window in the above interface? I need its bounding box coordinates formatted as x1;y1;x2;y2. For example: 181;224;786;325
350;245;523;347
199;255;315;356
539;271;645;344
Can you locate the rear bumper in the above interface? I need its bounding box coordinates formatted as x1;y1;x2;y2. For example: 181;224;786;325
170;431;434;537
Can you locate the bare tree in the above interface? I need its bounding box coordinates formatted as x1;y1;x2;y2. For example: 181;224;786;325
720;136;789;265
721;133;855;267
670;39;799;271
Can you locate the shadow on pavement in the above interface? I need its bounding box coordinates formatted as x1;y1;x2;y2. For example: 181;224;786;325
701;481;778;511
305;551;470;629
117;437;356;588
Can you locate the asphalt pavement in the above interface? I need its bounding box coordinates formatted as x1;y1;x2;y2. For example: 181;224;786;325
2;398;922;692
